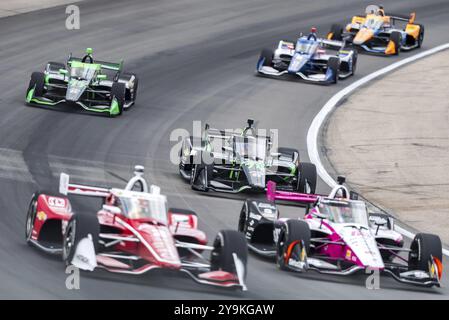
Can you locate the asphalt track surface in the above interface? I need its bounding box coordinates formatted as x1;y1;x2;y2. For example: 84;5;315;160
0;0;448;299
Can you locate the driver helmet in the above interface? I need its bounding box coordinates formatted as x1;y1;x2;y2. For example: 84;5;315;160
307;27;318;41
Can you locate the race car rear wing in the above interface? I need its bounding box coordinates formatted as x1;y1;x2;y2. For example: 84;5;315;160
59;172;110;197
321;38;345;50
389;12;416;24
59;166;150;197
68;56;124;72
204;119;272;142
266;178;359;205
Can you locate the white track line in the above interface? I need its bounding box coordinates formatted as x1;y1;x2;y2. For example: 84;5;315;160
306;43;449;256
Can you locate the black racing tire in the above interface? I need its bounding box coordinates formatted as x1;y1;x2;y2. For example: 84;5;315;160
277;147;300;189
390;31;402;56
259;48;273;67
408;233;442;271
327;57;340;84
417;24;425;48
25;193;39;243
47;62;66;73
62;212;100;266
297;162;317;194
27;72;45;98
110;82;126;116
329;24;343;41
276;219;310;271
238;201;249;233
351;49;358;75
190;164;211;192
190;151;213;191
132;75;139;102
211;230;248;279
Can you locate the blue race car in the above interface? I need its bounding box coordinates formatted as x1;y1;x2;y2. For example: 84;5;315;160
256;28;357;84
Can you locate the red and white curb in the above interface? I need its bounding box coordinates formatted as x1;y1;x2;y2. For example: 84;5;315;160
307;43;449;256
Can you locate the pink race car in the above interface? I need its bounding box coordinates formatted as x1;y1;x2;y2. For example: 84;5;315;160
25;166;248;290
238;176;443;287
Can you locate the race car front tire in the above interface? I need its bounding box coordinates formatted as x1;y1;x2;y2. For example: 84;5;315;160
211;230;248;279
390;31;402;56
25;192;39;243
277;219;310;271
27;72;46;100
110;82;126;116
417;24;425;48
190;164;212;192
297;162;317;194
238;202;248;233
327;57;340;84
408;233;442;272
259;49;273;68
62;212;100;266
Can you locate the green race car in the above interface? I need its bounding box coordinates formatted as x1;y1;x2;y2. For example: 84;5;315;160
26;48;138;117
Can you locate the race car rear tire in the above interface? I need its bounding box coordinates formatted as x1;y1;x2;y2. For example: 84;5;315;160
328;24;343;41
350;49;358;75
259;48;273;67
62;212;100;266
27;72;45;98
211;230;248;279
110;82;126;116
277;219;310;271
390;31;402;56
417;24;425;48
408;233;442;271
297;162;317;194
327;57;340;84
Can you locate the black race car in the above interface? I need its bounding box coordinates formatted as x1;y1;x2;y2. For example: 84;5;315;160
26;48;138;117
178;119;317;194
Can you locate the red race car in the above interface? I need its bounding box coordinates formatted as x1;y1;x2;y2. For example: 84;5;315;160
25;165;248;290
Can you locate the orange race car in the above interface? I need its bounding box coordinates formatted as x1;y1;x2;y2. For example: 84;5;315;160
327;4;424;56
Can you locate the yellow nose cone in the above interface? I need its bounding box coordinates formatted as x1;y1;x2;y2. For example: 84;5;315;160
353;28;374;45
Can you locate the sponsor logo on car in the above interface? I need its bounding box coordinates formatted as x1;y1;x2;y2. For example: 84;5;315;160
37;211;47;221
48;196;66;208
249;212;261;221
